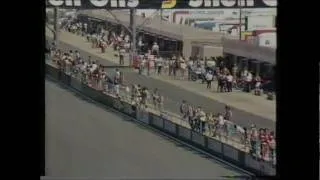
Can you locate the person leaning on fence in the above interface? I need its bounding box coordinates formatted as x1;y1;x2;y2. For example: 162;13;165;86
199;109;207;133
216;113;226;138
249;124;259;156
98;68;106;90
152;88;160;108
187;105;194;129
140;87;149;108
192;107;202;132
180;100;188;120
190;106;198;131
113;69;121;95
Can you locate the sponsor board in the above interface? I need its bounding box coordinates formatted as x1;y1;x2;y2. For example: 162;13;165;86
46;0;276;9
178;126;191;140
97;92;114;107
70;77;82;92
260;160;276;176
60;72;71;86
191;131;205;146
245;154;261;170
45;64;60;80
122;102;135;117
223;144;239;162
207;138;223;154
113;98;123;111
151;114;164;128
136;108;149;124
163;120;176;134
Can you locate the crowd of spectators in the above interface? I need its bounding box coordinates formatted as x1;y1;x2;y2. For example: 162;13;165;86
53;17;276;165
179;100;276;164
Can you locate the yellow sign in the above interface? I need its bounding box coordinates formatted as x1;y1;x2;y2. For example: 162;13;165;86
161;0;176;9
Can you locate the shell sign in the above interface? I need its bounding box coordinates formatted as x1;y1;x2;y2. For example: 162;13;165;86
161;0;177;9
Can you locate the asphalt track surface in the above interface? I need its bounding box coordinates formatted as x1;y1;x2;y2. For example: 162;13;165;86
45;79;252;179
47;37;275;131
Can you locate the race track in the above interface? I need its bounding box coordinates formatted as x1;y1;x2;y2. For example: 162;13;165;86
45;80;251;178
47;37;275;131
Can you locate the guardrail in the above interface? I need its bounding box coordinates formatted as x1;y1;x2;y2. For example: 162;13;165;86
45;62;276;176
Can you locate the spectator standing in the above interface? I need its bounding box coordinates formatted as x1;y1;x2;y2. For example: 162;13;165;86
205;71;213;89
113;69;121;95
119;46;126;65
156;56;163;75
224;106;232;121
254;75;262;95
151;42;159;55
245;71;253;92
217;113;225;138
226;73;233;92
180;100;188;120
152;88;160;108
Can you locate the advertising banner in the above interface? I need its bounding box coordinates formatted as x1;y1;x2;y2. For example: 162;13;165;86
136;108;149;124
81;84;100;101
207;137;223;154
178;126;191;140
223;144;239;162
151;114;164;128
260;160;276;176
191;131;205;146
112;97;123;111
46;0;276;9
122;101;136;118
163;119;176;134
70;76;82;92
45;64;59;80
60;72;71;86
97;92;114;107
244;154;261;171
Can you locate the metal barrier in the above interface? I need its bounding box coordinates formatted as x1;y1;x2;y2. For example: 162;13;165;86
47;55;275;164
45;62;276;176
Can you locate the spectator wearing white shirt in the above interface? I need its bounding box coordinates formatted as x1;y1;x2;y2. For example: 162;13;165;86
138;39;144;53
205;71;213;89
84;23;87;33
254;75;262;95
119;46;126;65
226;73;233;92
151;42;159;55
217;113;225;137
90;61;98;73
75;50;80;62
156;56;163;75
224;105;232;121
113;69;121;95
245;71;253;92
200;66;207;84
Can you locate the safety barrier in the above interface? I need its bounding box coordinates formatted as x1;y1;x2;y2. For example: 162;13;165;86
45;62;276;176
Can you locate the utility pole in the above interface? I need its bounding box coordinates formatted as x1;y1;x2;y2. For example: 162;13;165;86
129;8;137;67
53;7;59;45
239;1;242;41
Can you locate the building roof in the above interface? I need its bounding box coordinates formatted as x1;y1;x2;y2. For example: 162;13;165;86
77;10;225;43
222;38;276;64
